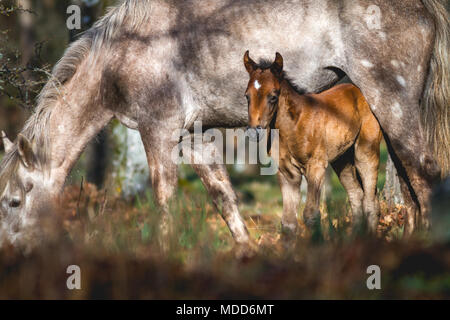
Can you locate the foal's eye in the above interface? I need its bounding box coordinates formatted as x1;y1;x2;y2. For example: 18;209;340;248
245;94;250;103
268;95;278;104
9;198;21;208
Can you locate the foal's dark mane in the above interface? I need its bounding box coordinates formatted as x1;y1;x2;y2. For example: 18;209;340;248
255;59;307;95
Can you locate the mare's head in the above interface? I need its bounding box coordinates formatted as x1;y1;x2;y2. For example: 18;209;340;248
0;131;52;246
244;51;284;139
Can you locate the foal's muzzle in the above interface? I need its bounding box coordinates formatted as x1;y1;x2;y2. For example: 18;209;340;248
246;126;265;142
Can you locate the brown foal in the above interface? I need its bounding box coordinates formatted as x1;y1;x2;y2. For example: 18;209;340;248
244;51;382;236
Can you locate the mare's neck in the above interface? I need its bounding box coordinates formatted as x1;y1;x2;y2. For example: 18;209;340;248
45;94;113;193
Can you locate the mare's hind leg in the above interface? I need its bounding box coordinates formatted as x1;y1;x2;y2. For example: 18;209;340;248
398;172;419;237
367;97;437;232
344;5;441;234
385;137;420;237
347;76;439;233
354;125;382;233
331;149;364;229
303;162;327;232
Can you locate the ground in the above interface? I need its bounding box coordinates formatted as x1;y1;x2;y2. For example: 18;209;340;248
0;145;449;299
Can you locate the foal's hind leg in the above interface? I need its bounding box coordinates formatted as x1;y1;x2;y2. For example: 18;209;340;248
354;127;382;234
331;149;364;229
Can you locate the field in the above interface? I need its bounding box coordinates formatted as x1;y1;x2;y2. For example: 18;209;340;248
1;144;450;300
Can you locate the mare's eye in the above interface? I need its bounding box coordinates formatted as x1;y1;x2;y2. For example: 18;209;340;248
9;198;21;208
268;95;278;104
245;94;250;103
25;182;33;193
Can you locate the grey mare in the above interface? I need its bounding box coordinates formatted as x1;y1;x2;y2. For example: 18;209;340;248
0;0;448;247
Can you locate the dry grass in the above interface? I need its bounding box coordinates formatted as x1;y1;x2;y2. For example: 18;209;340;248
0;178;449;300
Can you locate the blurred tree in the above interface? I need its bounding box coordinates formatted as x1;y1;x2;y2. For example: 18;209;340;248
68;0;109;188
0;0;36;145
108;121;149;198
17;0;33;67
383;154;404;209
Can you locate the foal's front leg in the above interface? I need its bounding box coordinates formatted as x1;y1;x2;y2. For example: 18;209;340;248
303;163;327;232
278;171;302;239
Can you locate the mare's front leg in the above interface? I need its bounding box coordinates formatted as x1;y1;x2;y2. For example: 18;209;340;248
138;100;184;250
278;170;302;240
190;140;251;248
303;162;327;234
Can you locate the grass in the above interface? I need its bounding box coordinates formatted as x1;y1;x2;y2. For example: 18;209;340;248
1;142;450;299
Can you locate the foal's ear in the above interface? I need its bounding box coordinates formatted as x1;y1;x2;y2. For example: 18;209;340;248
17;134;36;169
244;50;257;74
271;52;283;76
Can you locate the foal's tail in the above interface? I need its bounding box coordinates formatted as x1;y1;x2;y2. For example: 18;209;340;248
421;0;449;178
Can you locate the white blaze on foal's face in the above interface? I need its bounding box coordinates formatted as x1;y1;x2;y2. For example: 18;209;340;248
254;80;261;90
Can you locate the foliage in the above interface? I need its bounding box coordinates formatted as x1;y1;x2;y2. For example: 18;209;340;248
0;1;51;109
1;175;449;299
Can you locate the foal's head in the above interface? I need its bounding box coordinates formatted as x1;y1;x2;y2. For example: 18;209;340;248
244;51;284;137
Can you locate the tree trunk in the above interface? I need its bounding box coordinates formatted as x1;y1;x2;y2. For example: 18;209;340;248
70;0;109;188
383;154;404;208
18;0;34;66
107;123;149;198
